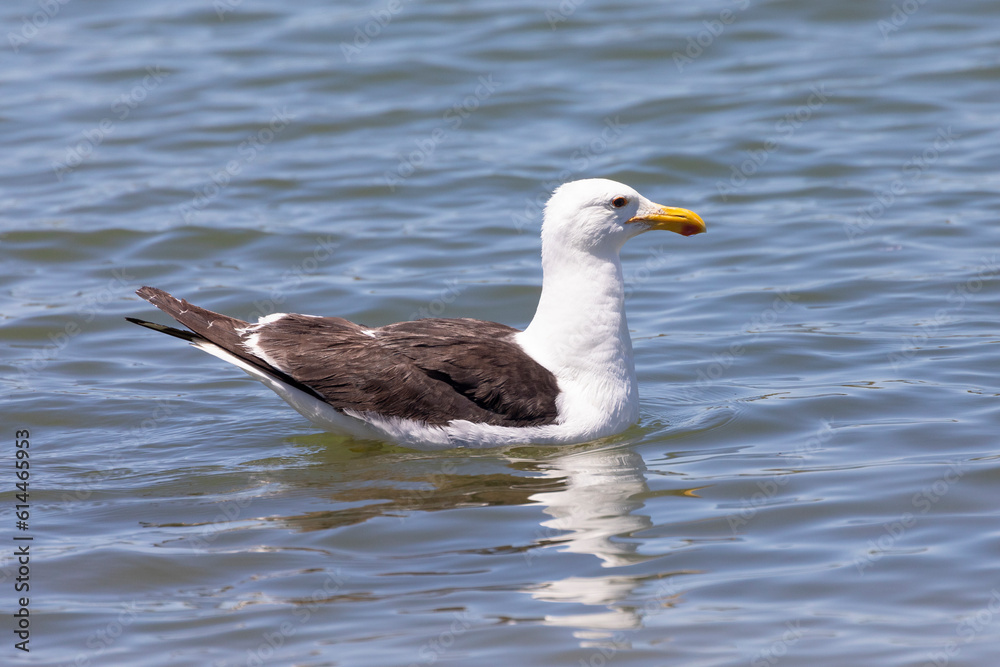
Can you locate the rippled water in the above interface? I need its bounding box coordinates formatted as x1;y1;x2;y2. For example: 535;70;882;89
4;0;1000;665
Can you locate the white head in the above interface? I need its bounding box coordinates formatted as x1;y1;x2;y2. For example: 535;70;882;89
541;178;705;256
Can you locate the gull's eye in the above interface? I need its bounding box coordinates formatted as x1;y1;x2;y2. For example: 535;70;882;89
611;196;628;208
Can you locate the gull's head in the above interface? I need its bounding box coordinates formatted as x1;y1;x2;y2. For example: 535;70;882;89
542;178;705;255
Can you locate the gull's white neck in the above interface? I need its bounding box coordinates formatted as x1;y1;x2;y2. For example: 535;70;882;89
517;241;639;429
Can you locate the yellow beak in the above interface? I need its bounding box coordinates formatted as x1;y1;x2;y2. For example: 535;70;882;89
627;204;706;237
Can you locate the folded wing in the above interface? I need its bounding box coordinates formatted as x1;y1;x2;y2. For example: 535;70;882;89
129;287;560;428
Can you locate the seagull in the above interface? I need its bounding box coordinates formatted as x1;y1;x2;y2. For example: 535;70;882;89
128;178;705;449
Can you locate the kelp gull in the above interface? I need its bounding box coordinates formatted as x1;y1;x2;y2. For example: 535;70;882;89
127;179;705;449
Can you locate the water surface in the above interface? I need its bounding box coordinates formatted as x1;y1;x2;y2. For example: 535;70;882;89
3;0;1000;665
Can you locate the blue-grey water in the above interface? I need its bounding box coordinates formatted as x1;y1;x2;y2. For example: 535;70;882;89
3;0;1000;665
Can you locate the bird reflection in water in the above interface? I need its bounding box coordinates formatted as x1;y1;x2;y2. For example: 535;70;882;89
273;437;700;639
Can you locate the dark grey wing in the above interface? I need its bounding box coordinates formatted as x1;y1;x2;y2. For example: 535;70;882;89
131;287;559;427
252;317;560;427
377;319;560;426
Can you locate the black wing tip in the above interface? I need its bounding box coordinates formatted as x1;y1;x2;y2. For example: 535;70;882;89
125;316;199;342
127;298;327;402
